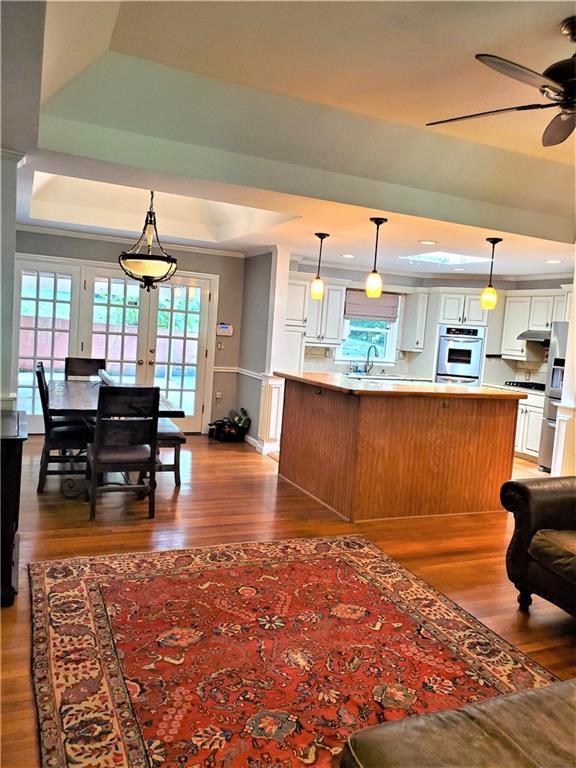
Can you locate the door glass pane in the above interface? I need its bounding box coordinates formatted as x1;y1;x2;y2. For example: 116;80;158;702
16;268;74;415
90;275;141;384
152;283;203;419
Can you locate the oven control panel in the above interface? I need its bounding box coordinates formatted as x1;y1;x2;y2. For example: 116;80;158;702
445;327;480;337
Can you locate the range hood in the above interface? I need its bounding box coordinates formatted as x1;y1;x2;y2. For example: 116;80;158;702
517;330;551;343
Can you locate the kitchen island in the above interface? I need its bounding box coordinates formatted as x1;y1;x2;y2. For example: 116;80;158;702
274;372;526;520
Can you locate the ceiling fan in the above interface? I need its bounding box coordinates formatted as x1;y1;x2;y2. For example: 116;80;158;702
427;15;576;146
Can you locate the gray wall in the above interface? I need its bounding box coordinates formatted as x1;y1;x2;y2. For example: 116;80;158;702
16;229;245;420
238;251;273;437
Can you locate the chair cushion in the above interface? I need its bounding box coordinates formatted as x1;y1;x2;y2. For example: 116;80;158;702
88;444;151;464
157;418;186;443
340;680;576;768
49;425;93;449
528;529;576;586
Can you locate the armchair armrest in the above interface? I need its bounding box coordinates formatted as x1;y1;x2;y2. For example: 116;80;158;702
501;477;576;591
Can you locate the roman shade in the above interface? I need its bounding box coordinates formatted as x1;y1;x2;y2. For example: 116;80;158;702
344;289;399;321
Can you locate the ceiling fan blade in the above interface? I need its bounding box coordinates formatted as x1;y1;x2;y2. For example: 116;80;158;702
542;112;576;146
426;103;556;127
476;54;565;95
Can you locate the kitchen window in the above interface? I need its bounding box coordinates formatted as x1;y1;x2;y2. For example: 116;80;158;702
336;317;399;364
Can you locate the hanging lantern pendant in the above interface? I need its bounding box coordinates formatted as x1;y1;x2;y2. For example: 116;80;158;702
480;237;502;310
119;191;178;291
310;232;329;301
366;217;387;298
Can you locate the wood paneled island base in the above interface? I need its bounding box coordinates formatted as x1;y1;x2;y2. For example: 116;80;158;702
275;373;526;520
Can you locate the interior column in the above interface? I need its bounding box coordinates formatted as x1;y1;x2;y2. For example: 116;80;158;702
1;149;24;407
551;265;576;475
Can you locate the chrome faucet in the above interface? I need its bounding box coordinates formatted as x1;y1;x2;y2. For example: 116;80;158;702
365;344;378;375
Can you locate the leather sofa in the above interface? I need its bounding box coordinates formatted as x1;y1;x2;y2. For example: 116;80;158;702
339;679;575;768
500;476;576;616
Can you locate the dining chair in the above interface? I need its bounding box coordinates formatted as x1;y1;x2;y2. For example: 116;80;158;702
65;357;106;380
155;418;186;486
85;386;160;520
35;362;92;493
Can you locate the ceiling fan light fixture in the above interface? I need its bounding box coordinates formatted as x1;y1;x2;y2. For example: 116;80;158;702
119;191;177;291
480;237;502;311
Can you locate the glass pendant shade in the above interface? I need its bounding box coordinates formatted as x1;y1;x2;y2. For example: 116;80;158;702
366;216;387;298
119;191;177;291
311;232;329;301
310;276;325;301
481;236;502;311
480;285;498;310
365;270;383;298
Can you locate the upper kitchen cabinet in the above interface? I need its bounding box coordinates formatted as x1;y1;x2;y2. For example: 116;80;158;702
501;296;531;359
563;288;572;322
305;284;346;346
286;280;309;326
529;295;555;331
439;293;487;326
553;294;566;322
399;293;428;352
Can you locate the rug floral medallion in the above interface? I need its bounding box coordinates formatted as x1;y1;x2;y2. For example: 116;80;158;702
30;536;556;768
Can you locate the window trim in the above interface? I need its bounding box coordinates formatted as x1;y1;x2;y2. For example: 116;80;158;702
334;315;400;364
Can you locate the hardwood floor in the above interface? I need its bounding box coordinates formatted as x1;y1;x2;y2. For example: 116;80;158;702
2;437;574;767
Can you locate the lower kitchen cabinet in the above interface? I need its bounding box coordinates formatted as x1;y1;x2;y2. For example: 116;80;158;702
515;403;543;458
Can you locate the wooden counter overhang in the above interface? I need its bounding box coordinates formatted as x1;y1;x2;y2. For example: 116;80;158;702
274;371;527;521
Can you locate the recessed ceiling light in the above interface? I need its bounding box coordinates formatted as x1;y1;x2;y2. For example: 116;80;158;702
545;259;562;264
453;268;465;272
399;251;489;266
341;253;355;259
419;240;437;246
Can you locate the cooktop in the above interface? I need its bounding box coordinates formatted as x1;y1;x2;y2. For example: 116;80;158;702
504;380;545;392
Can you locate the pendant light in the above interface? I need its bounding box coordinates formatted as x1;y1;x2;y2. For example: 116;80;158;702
366;217;387;298
480;237;502;310
310;232;329;301
119;191;177;292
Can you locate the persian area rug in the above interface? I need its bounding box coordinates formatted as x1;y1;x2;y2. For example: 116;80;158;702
30;536;556;768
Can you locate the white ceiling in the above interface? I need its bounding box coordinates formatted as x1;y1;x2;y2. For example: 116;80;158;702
107;1;576;164
21;169;574;279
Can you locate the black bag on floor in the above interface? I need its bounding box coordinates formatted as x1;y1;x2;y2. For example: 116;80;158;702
208;408;251;442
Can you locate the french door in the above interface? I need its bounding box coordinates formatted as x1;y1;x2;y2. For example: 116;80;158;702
13;257;213;434
12;260;82;432
81;267;211;432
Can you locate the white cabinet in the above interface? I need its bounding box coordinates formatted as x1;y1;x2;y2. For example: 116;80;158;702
515;402;543;458
463;295;488;326
439;294;465;325
283;326;306;373
399;293;428;352
501;296;531;358
564;288;572;322
553;294;566;323
286;280;309;326
439;294;487;326
529;295;555;331
305;285;346;346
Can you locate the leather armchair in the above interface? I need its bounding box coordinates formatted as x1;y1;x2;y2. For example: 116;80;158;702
500;476;576;616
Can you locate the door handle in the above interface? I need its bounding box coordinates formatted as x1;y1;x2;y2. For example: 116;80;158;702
148;360;155;366
137;359;144;366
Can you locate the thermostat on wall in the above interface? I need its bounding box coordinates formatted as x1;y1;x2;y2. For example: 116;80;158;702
216;323;234;336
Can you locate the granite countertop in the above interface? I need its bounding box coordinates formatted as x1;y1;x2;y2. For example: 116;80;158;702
274;371;527;399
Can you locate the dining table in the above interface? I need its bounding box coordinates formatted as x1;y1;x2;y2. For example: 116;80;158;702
48;380;185;419
47;380;184;497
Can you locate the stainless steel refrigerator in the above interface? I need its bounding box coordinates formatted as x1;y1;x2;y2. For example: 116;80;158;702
538;321;569;472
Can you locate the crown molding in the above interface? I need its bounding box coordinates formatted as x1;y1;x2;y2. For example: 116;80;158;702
15;224;245;258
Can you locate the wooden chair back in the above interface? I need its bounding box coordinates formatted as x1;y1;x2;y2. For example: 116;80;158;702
35;362;53;431
65;357;106;380
93;386;159;456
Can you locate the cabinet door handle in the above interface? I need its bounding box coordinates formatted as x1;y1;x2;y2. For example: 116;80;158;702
458;316;462;323
463;316;466;323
